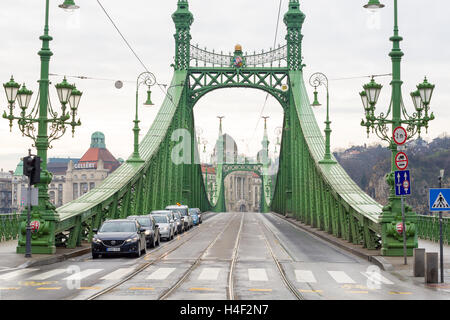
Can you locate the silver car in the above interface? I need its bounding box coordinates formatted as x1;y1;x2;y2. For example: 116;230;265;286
166;205;193;230
150;212;174;241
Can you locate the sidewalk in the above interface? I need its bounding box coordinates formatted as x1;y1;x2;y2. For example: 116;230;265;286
0;240;91;270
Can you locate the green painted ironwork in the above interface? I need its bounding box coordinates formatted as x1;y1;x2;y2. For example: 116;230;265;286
417;215;449;245
359;0;435;256
3;1;82;254
0;213;20;242
28;0;418;255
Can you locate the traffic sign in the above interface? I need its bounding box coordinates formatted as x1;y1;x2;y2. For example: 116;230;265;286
429;189;450;212
393;126;407;145
395;152;409;171
395;170;411;196
396;223;404;235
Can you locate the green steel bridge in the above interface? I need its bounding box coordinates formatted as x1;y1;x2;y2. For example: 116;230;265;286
14;0;420;256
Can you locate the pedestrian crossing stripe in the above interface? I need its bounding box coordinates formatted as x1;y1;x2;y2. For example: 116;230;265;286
432;192;450;209
0;266;397;287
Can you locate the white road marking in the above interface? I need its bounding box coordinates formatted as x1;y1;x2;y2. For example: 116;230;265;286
361;271;394;285
146;268;176;280
63;269;103;281
0;269;38;280
27;269;67;280
100;268;135;280
327;271;356;284
295;270;317;283
198;268;221;281
248;268;268;281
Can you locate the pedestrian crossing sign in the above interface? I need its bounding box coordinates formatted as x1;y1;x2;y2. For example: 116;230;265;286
429;189;450;212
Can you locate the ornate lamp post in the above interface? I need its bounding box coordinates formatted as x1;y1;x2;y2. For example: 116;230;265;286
2;0;81;254
360;0;435;256
309;72;336;164
127;72;156;163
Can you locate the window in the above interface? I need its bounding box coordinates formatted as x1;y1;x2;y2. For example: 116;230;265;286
73;183;78;199
80;183;88;195
89;182;95;190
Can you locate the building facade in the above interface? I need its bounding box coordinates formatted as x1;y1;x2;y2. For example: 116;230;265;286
11;132;121;210
0;170;12;213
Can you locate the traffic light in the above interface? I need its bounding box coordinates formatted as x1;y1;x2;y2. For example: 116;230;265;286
23;155;41;185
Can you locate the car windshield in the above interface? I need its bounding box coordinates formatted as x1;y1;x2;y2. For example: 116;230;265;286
189;211;198;216
135;218;151;227
99;221;136;233
153;216;168;223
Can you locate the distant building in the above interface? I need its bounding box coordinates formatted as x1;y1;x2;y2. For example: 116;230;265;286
0;170;12;213
11;162;27;213
64;132;121;203
11;132;121;210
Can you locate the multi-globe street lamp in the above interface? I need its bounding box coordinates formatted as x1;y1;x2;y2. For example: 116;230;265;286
360;0;435;256
2;0;82;254
127;72;156;163
309;72;336;165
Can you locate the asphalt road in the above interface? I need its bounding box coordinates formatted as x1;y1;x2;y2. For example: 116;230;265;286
0;211;448;300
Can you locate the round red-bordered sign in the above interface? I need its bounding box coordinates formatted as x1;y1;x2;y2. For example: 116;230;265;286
403;180;410;190
396;223;404;235
393;126;407;145
395;152;409;170
30;220;40;233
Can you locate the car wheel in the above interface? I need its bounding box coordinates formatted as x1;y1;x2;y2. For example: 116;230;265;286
135;243;141;258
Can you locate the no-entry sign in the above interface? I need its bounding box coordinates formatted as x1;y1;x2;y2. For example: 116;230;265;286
395;152;409;170
393;126;407;145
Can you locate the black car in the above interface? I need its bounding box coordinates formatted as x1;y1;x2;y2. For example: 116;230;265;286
92;219;147;259
127;215;160;248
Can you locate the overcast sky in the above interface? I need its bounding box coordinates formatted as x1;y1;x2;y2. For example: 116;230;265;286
0;0;448;171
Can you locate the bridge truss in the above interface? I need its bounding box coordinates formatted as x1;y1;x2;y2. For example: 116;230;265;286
17;0;417;256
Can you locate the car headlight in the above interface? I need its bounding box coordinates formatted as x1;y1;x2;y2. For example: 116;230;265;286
92;238;102;244
145;230;151;236
126;237;139;243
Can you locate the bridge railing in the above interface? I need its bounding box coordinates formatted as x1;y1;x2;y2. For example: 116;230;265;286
417;214;449;244
0;212;20;242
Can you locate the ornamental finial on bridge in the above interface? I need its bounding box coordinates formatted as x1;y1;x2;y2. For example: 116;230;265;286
231;44;246;68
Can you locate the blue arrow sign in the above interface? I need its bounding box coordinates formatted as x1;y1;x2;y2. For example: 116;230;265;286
429;189;450;212
395;170;411;196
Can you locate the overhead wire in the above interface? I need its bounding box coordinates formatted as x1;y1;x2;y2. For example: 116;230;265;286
95;0;176;104
251;0;284;140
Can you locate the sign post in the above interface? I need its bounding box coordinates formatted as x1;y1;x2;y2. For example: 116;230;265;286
395;170;411;265
429;184;449;283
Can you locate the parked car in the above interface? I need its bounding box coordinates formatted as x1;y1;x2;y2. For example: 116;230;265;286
164;210;178;235
126;215;160;248
150;212;174;241
189;208;200;226
172;211;185;234
151;210;176;238
166;205;193;230
191;208;202;224
92;219;147;259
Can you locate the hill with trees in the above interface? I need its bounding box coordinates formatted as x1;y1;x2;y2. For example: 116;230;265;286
334;134;449;215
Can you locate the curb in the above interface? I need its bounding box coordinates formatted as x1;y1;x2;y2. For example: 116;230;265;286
18;247;91;269
271;212;392;271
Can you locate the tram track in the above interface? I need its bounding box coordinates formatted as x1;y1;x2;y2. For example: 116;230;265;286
158;212;240;300
227;212;245;300
255;213;305;300
86;212;224;300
